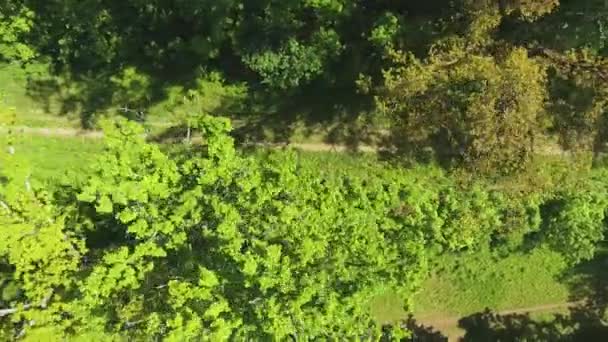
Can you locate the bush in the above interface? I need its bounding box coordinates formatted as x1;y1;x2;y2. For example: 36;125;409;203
541;187;608;264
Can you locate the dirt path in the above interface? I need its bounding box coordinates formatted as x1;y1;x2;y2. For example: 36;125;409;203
1;126;377;152
1;126;104;138
3;125;575;157
416;300;585;341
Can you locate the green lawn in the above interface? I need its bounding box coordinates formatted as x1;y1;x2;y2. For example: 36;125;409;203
367;247;575;327
0;134;103;185
413;248;571;319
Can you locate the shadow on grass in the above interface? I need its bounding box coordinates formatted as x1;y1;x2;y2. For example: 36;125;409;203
404;316;449;341
380;316;449;341
457;305;608;341
230;79;376;148
408;249;608;341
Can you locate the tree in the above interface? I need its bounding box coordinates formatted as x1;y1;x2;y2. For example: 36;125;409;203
378;37;547;173
0;1;36;62
0;115;431;339
541;182;608;264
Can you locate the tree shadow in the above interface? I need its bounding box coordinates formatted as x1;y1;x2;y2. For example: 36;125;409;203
25;72;108;128
408;249;608;341
25;68;173;128
404;316;449;341
458;303;608;341
230;76;376;148
381;316;448;341
459;309;570;341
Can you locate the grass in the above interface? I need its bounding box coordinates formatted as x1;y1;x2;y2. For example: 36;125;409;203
0;62;80;128
369;247;606;340
413;248;571;318
370;289;408;325
0;134;103;185
368;248;575;327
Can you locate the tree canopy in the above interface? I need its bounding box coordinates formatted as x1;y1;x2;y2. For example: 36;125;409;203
2;115;608;339
3;0;608;339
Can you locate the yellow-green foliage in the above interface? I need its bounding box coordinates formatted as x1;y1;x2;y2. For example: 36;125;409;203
544;48;608;150
513;0;560;19
0;5;36;61
2;116;608;339
159;71;247;127
380;42;547;173
465;0;560;20
110;66;152;111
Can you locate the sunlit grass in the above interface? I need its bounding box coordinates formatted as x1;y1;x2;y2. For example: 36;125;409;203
0;134;103;185
414;248;571;318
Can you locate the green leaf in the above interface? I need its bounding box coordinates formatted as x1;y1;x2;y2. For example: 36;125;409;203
96;195;113;213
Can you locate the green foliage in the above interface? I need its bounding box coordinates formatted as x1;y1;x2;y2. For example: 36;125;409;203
2;117;608;338
5;0;607;162
436;186;501;251
502;0;560;20
379;37;547;173
0;130;87;338
1;116;438;339
159;71;247;135
369;12;402;49
110;67;152;114
6;0;608;337
0;2;36;61
542;184;608;264
243;29;343;89
540;49;608;151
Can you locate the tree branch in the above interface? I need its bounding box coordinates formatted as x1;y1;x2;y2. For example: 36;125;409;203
0;291;52;317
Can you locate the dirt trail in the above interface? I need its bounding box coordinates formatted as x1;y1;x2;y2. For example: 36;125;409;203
4;125;572;156
1;126;377;152
416;300;585;341
1;126;104;138
2;125;575;157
